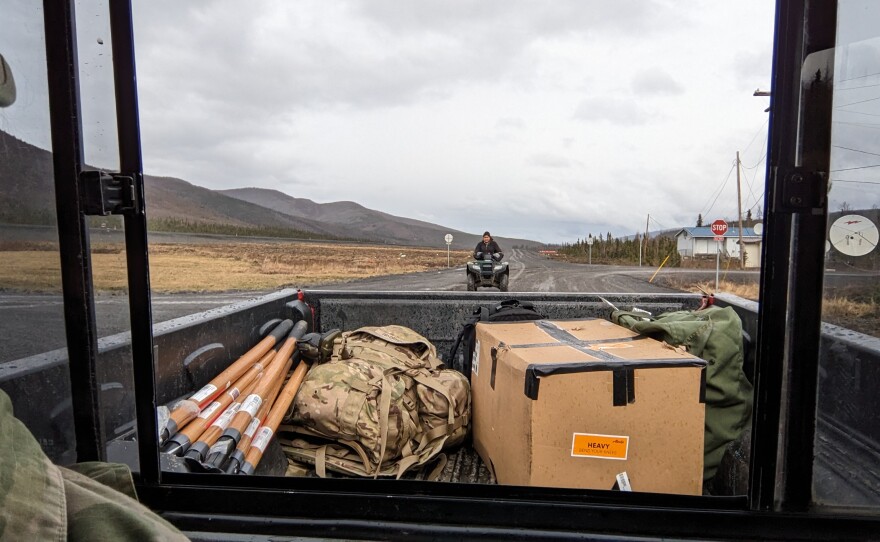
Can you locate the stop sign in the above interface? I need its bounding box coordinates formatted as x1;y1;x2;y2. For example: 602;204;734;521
710;219;728;236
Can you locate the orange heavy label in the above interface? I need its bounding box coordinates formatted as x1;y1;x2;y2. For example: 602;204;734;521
571;433;629;460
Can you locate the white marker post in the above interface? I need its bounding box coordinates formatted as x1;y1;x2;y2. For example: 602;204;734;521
586;234;594;265
444;234;453;268
710;219;728;290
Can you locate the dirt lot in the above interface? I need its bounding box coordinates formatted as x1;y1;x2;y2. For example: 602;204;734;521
0;240;472;293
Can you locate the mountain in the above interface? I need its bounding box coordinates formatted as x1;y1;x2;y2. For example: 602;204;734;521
143;175;359;239
0;129;56;224
220;187;541;249
0;129;543;248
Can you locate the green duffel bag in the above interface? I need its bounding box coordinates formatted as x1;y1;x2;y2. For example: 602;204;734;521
612;306;753;482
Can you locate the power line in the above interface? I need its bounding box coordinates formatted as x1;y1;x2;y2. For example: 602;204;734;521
836;95;880;108
745;153;764;208
830;164;880;172
831;179;880;185
838;70;880;83
833;120;880;129
835;109;880;118
747;191;765;213
741;151;767;170
836;81;880;91
833;145;880;158
647;215;670;231
702;160;737;219
742;118;769;155
738;121;769;215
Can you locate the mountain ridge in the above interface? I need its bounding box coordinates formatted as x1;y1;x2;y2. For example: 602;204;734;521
1;129;543;249
220;187;541;249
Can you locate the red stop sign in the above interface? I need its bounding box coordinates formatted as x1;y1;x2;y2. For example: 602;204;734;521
710;219;729;236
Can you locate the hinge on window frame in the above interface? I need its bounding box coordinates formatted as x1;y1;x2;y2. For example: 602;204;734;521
779;167;827;213
80;170;138;216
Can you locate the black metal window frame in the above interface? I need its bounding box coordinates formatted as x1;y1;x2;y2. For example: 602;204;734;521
42;0;880;539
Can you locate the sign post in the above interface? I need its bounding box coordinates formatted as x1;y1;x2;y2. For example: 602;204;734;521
586;234;594;265
710;220;728;290
444;234;453;267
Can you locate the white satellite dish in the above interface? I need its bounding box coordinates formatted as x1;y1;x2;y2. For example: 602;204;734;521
829;214;878;257
752;222;763;236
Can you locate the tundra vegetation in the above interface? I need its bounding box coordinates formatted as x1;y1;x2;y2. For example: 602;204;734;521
0;240;874;337
0;240;471;292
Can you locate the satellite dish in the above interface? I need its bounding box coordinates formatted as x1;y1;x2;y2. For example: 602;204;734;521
829;214;878;257
0;53;16;108
752;222;763;236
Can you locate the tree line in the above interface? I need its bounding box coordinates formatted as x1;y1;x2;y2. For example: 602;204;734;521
557;233;682;267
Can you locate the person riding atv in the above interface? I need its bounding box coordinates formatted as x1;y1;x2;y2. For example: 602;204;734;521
467;232;510;291
473;232;502;261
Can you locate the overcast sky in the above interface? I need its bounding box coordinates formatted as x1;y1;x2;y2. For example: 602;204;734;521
3;1;879;243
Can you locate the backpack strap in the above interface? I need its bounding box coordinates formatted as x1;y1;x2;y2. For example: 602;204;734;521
447;320;476;371
375;368;398;477
345;338;440;370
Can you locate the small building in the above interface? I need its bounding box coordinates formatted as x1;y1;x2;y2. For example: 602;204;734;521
675;227;763;268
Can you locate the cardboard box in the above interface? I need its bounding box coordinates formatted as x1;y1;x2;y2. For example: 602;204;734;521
471;318;706;495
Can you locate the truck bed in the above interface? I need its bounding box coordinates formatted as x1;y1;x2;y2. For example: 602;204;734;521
4;288;879;503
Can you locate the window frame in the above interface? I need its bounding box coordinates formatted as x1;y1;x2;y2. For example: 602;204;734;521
41;0;879;538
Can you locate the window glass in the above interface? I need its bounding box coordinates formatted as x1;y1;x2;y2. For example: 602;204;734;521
126;1;779;497
129;1;775;302
813;0;880;511
0;2;76;464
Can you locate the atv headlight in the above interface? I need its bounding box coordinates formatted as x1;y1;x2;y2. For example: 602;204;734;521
471;263;481;270
494;264;504;271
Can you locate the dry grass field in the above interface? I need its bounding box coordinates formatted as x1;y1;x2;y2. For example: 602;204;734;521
0;240;471;292
667;278;878;336
2;240;875;336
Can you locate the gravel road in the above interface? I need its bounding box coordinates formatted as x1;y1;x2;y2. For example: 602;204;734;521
1;250;696;363
320;248;694;293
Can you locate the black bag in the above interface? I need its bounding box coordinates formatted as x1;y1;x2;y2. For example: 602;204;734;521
448;299;545;378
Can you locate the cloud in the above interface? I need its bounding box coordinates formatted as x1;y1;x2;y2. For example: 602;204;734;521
1;0;782;243
572;97;649;126
527;153;571;169
496;117;527;130
733;49;773;89
631;69;685;96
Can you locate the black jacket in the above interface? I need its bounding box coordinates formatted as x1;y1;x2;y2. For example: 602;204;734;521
474;240;502;260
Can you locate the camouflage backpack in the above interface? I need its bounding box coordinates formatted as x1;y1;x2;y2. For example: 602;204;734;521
279;325;471;479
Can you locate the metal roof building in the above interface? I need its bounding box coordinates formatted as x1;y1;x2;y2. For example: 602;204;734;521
675;227;763;268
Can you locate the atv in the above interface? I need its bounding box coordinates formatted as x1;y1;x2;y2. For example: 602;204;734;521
466;252;510;291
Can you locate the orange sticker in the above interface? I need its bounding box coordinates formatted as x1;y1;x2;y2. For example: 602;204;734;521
571;433;629;460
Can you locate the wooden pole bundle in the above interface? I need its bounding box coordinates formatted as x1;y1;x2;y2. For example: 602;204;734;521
160;319;294;445
238;357;311;475
201;320;308;470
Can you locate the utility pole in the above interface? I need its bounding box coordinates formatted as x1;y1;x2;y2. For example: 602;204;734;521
736;151;745;269
644;214;650;265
